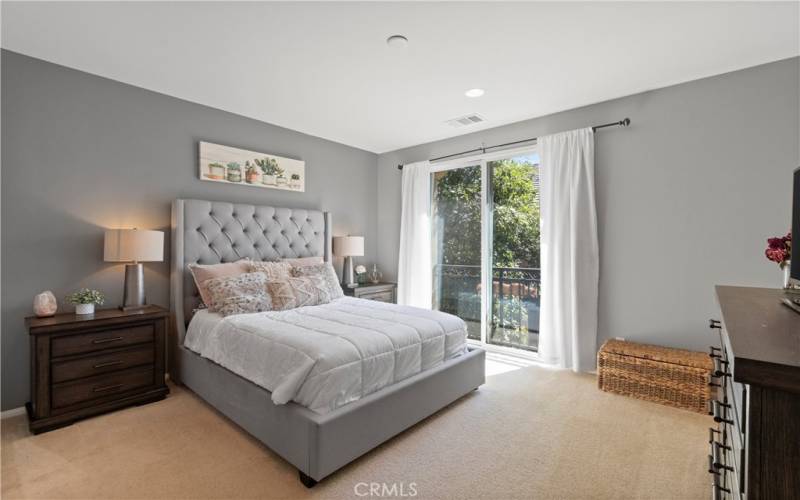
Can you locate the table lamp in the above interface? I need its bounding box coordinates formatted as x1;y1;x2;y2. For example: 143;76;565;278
333;236;364;288
104;228;164;310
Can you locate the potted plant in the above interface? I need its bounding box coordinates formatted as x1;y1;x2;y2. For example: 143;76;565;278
226;162;242;183
66;288;105;315
245;161;261;184
289;173;301;189
765;232;793;289
207;162;226;180
275;165;287;186
355;265;367;285
255;158;278;185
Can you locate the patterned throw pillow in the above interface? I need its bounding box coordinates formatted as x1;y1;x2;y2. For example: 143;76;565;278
291;263;344;299
267;275;333;311
188;259;252;307
249;260;292;281
282;256;324;268
204;272;272;316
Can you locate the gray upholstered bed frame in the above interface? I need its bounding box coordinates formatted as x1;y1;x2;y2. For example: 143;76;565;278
170;199;485;487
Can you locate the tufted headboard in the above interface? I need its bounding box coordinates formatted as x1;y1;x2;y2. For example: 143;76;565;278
170;199;331;342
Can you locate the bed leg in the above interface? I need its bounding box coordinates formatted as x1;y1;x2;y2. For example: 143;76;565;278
298;470;318;488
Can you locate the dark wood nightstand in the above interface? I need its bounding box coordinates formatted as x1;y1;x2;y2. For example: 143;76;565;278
343;283;397;303
26;305;169;434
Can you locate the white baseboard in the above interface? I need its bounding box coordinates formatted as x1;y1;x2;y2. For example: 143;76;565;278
1;406;26;419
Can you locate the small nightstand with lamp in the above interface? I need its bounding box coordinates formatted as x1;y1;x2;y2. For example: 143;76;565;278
25;227;168;434
104;228;164;310
333;235;364;288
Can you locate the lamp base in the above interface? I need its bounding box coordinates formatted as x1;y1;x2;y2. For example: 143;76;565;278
341;256;357;288
120;263;147;311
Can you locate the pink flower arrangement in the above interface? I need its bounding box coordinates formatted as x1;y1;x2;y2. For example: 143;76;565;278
765;232;792;268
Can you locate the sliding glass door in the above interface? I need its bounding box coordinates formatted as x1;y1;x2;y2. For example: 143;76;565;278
431;164;482;341
431;151;541;354
488;155;540;352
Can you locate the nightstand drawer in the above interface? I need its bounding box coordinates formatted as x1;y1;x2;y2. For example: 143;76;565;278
51;345;154;383
360;291;394;302
52;366;154;409
51;325;153;357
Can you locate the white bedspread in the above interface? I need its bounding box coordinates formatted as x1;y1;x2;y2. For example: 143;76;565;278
184;297;468;414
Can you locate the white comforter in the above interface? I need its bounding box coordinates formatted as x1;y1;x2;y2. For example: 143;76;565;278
184;297;468;414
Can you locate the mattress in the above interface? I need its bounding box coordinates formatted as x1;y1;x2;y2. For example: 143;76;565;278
184;297;468;414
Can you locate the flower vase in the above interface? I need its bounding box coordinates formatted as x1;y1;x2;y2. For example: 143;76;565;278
784;261;792;289
75;303;95;315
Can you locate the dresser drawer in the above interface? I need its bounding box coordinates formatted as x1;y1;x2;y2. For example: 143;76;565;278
359;291;394;302
51;366;154;409
51;325;153;357
51;344;154;383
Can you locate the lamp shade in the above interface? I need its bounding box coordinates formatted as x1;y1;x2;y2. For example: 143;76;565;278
333;236;364;257
104;229;164;262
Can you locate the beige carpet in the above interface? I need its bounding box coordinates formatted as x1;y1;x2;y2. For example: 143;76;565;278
1;365;709;499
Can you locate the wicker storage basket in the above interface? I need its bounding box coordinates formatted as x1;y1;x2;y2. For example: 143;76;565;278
597;339;713;414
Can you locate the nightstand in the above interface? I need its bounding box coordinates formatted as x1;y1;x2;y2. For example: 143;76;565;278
343;283;397;303
26;305;169;434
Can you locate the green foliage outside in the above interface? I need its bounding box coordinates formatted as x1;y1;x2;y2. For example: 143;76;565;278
432;157;540;269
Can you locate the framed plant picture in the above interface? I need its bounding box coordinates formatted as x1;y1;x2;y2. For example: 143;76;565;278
198;141;305;192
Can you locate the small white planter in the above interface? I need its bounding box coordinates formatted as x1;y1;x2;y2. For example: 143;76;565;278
75;303;95;315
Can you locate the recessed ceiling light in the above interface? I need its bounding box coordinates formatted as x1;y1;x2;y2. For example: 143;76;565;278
465;88;485;98
386;35;408;48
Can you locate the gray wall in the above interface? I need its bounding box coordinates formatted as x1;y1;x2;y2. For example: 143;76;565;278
1;50;378;410
3;50;798;409
377;57;799;355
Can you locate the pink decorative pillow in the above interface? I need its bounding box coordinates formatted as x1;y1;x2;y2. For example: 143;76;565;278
188;259;251;307
249;260;292;281
282;256;324;268
267;275;332;311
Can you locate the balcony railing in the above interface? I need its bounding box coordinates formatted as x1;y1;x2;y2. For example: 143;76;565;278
433;264;541;352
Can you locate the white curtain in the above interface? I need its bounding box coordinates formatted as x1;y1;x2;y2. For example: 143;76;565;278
538;128;599;372
397;161;433;308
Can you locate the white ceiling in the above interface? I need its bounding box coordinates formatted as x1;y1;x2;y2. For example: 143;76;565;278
2;2;798;153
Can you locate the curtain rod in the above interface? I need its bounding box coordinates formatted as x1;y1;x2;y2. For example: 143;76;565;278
397;117;630;170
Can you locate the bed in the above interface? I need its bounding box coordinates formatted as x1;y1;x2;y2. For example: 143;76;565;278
170;199;485;487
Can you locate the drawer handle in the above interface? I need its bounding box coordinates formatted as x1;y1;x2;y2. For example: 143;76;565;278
707;373;722;388
709;319;721;329
708;427;720;444
711;442;734;471
92;336;123;345
712;482;731;500
707;454;718;475
712;357;730;378
711;400;734;425
93;360;123;369
92;383;124;393
708;346;722;359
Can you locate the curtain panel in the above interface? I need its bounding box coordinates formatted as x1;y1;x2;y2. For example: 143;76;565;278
538;128;599;372
397;161;433;308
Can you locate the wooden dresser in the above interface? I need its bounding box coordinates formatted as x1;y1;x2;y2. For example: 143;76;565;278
26;305;169;434
709;286;800;499
343;282;397;303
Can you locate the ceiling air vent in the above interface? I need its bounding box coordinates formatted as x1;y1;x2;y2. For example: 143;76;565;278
445;113;486;128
